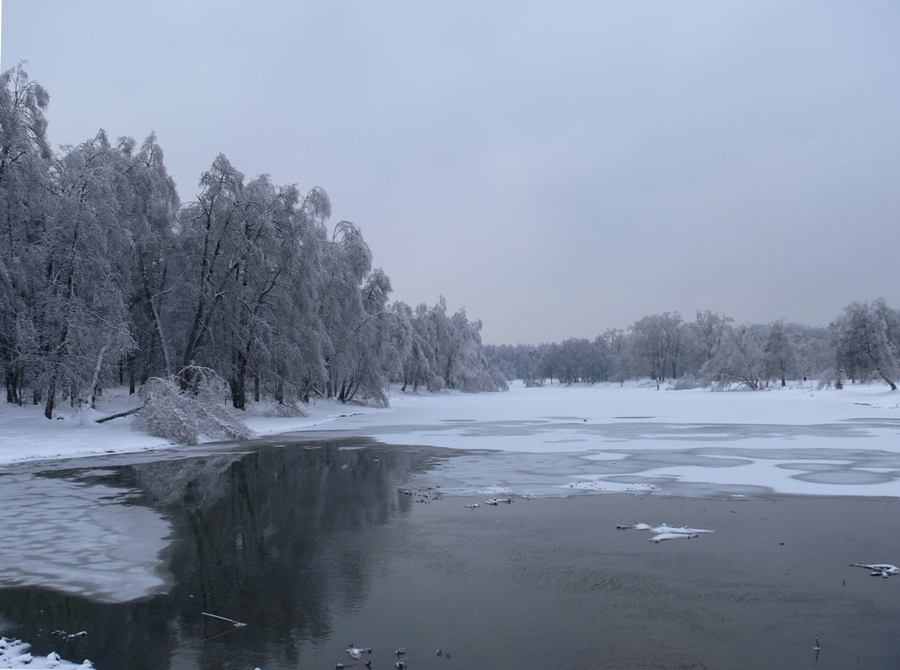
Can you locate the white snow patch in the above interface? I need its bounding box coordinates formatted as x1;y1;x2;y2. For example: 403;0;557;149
0;638;92;668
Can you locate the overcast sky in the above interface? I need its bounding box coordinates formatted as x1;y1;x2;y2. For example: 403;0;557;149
2;2;899;344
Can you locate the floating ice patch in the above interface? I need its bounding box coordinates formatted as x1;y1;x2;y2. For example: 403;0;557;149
849;563;899;578
648;532;697;543
616;522;714;543
0;473;172;603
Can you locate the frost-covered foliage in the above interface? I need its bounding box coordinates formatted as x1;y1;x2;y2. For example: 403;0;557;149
395;298;507;394
0;67;505;421
669;374;701;390
133;371;253;445
833;300;899;390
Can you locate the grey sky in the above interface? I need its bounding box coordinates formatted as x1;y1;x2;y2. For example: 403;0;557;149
3;1;899;344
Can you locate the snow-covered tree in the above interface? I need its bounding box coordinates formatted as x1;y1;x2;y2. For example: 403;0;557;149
0;65;53;405
705;323;766;390
120;133;180;387
630;312;684;382
763;319;797;387
29;132;139;417
833;301;898;390
691;310;732;368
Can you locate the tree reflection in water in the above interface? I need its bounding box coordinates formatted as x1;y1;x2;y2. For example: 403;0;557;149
0;439;439;670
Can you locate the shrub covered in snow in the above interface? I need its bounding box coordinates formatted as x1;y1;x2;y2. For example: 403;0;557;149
133;369;253;445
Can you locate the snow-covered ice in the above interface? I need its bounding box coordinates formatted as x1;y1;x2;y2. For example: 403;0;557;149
0;473;172;603
2;380;900;498
302;381;900;498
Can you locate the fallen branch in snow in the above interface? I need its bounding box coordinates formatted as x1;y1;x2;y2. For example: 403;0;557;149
95;406;142;423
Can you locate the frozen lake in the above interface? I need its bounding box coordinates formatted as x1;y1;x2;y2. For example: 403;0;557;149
1;383;900;668
0;438;899;669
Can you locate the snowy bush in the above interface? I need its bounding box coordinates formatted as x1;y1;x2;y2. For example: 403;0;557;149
816;368;839;390
133;370;253;445
669;374;701;390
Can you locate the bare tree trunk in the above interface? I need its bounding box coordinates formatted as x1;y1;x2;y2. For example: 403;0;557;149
148;295;173;376
44;377;56;419
5;367;19;404
89;344;109;408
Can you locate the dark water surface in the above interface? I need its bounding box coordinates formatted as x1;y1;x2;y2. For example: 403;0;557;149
1;439;899;669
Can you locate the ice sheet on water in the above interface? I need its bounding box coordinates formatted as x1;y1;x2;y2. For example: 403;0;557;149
0;473;172;603
407;444;900;498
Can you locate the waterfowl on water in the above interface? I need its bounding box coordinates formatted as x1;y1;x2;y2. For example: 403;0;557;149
346;646;373;659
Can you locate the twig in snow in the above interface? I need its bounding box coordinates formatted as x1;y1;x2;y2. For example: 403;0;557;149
202;611;247;627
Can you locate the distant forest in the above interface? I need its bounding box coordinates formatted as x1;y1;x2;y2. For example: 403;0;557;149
485;301;900;392
0;66;505;420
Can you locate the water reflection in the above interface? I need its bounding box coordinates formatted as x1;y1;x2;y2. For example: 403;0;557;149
0;439;442;670
0;437;899;669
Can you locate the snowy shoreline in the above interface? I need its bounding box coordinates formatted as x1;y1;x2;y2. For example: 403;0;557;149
2;380;900;498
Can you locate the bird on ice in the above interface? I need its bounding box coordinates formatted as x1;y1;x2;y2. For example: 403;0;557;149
849;563;899;578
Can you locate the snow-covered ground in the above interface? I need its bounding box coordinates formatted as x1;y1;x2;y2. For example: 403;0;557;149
2;380;900;498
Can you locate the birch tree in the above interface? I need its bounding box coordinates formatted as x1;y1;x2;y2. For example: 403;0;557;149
0;65;53;405
834;301;898;390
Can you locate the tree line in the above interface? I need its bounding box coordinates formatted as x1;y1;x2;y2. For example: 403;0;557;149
486;301;900;391
0;66;505;420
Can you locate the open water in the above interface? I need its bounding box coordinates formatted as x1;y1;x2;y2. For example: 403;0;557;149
0;437;899;669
